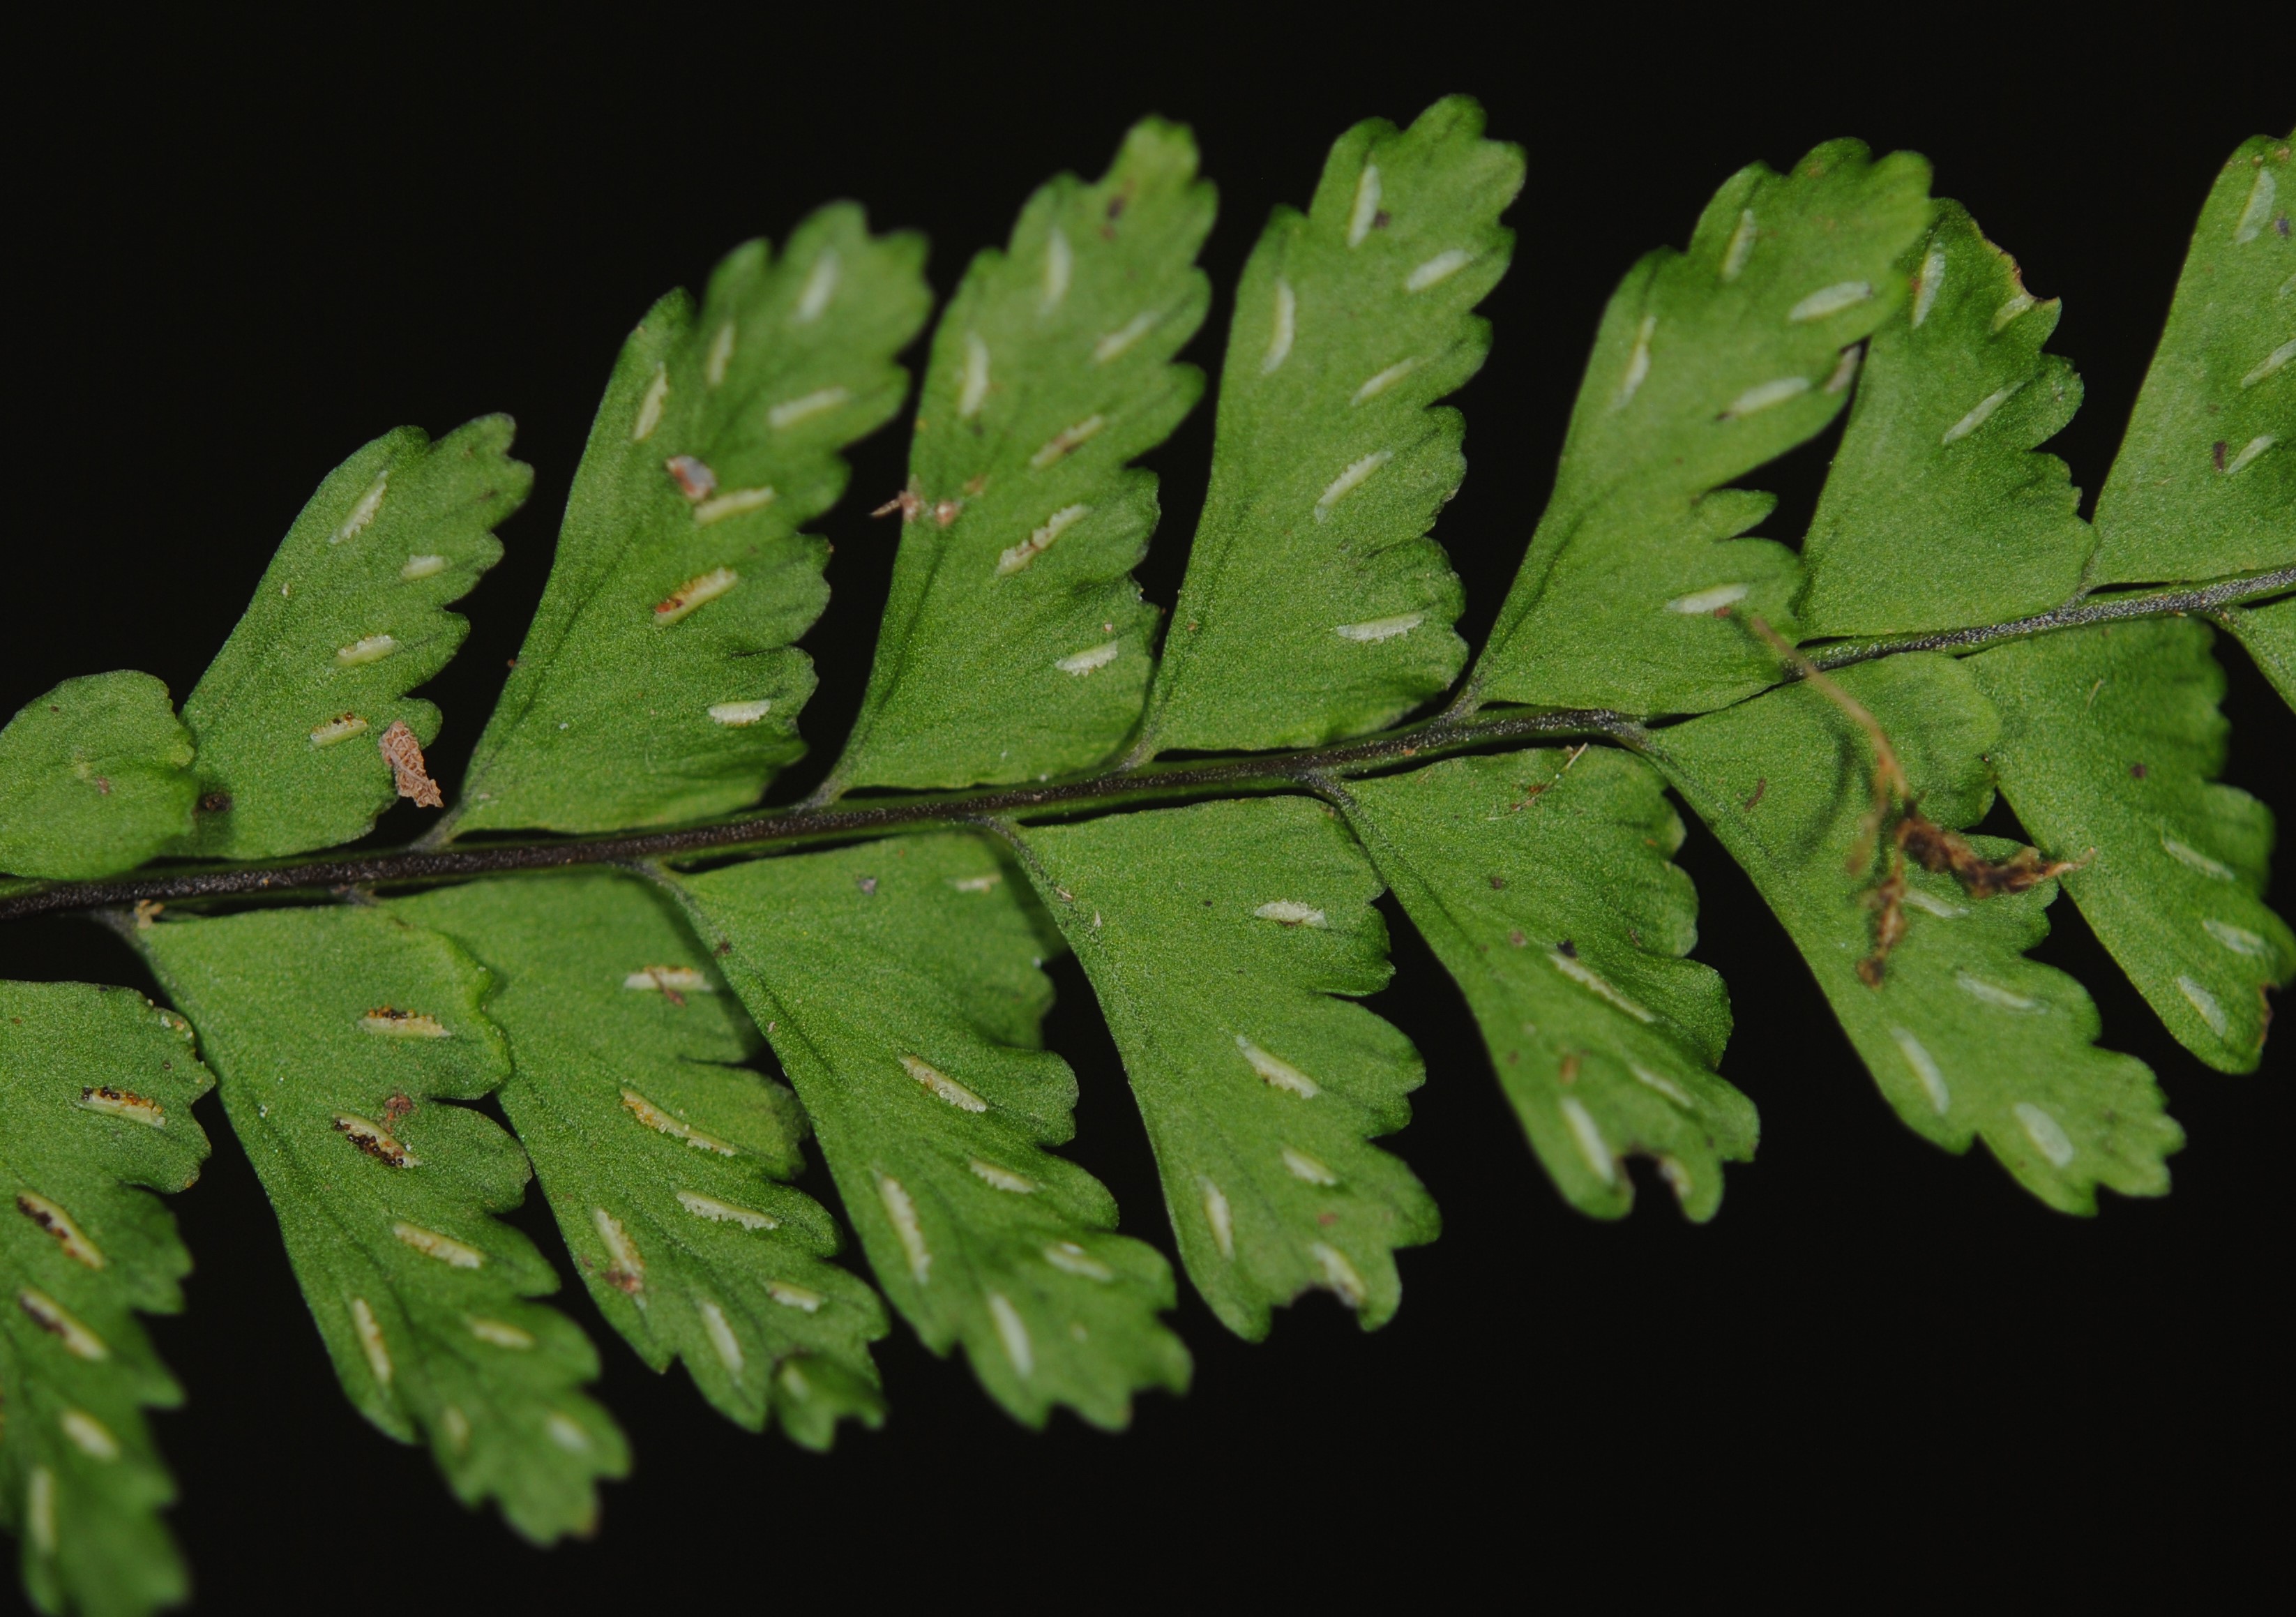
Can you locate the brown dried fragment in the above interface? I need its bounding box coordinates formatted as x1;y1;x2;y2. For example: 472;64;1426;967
378;721;443;808
871;483;924;521
663;454;718;502
1897;811;2082;897
931;499;961;527
133;899;163;931
381;1092;416;1125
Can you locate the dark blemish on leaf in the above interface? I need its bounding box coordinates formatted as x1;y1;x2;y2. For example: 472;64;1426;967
2214;441;2228;472
1557;938;1578;958
197;792;232;814
1743;777;1768;811
713;940;732;956
1506;1050;1519;1065
1508;929;1527;947
2131;762;2148;779
1488;875;1506;889
1629;927;1642;948
1559;1053;1580;1085
1373;210;1391;230
1316;1212;1337;1226
1202;898;1213;906
856;876;877;895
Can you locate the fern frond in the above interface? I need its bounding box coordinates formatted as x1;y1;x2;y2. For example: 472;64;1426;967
1797;200;2092;635
674;836;1190;1427
2224;596;2295;707
457;208;930;833
136;907;625;1540
0;675;195;880
1971;621;2294;1070
0;983;209;1617
172;419;527;857
1338;750;1753;1219
1140;96;1520;753
1472;140;1931;713
828;119;1214;791
1655;655;2181;1212
398;872;889;1445
1015;799;1435;1337
2089;133;2292;584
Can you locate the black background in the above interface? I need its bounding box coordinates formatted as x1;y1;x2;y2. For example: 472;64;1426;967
3;14;2289;1610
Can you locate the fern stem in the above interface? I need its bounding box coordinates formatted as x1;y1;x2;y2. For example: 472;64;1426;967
6;570;2284;925
1803;566;2293;668
0;709;1639;922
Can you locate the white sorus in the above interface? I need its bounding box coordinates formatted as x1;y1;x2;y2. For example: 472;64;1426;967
1786;281;1873;322
1405;249;1472;292
1334;612;1422;643
766;390;849;432
795;250;840;322
1314;450;1392;521
2012;1101;2076;1168
900;1053;989;1113
677;1189;778;1230
1558;1097;1615;1187
1236;1035;1319;1097
335;634;398;666
1890;1026;1950;1115
1055;640;1121;676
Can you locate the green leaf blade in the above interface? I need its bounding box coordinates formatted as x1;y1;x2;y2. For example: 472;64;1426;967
175;419;527;859
398;871;889;1447
0;982;211;1617
0;674;196;880
1142;97;1522;754
1799;200;2093;635
1475;141;1932;714
1016;798;1435;1338
137;907;626;1542
458;206;932;833
2222;595;2296;709
1654;655;2180;1212
829;121;1216;791
675;836;1190;1429
1340;750;1753;1220
1970;619;2295;1071
2090;135;2295;585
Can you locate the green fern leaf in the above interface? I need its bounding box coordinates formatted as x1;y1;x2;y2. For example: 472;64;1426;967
1797;200;2092;635
1471;141;1931;713
0;982;209;1617
2223;596;2296;707
0;675;196;880
174;419;528;858
1970;620;2294;1070
1138;97;1521;753
2089;133;2293;584
456;209;930;833
136;907;625;1540
1654;655;2181;1212
826;121;1214;791
673;836;1190;1427
1336;750;1753;1219
396;871;889;1445
1013;798;1435;1337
